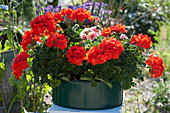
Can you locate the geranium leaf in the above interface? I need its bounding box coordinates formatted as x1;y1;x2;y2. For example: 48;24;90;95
50;79;61;88
0;61;5;83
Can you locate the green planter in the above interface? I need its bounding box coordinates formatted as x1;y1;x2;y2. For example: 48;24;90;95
53;80;123;110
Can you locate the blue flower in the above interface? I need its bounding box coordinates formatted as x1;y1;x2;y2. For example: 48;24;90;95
0;5;8;10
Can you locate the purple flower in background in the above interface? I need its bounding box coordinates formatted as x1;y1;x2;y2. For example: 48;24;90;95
108;10;112;15
68;5;77;10
46;5;53;12
95;4;100;9
72;5;77;10
100;8;104;14
77;5;82;8
38;0;110;21
36;5;42;15
68;5;73;9
95;3;100;6
44;8;48;14
105;4;108;7
82;5;87;9
104;15;108;19
101;2;105;7
48;5;53;9
54;6;59;12
86;1;92;4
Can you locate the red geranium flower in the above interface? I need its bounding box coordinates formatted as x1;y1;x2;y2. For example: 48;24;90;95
86;45;105;65
46;32;68;49
110;23;127;34
145;54;166;78
71;8;93;22
21;30;42;51
101;27;112;37
99;37;124;61
66;45;87;65
86;37;124;65
130;33;153;49
12;52;30;80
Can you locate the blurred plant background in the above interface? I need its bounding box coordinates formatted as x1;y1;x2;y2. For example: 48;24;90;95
123;15;170;112
0;0;169;112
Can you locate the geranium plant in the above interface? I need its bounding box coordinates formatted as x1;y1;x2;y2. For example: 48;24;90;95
12;8;165;90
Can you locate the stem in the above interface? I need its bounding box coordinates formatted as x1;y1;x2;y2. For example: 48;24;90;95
7;1;17;57
39;84;44;113
14;0;25;9
88;34;92;44
131;12;154;25
71;0;75;5
115;0;126;19
33;82;36;112
29;80;33;111
0;87;7;113
19;84;23;112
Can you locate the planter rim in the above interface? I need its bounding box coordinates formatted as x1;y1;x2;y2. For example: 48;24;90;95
60;79;118;83
0;50;13;54
0;50;17;63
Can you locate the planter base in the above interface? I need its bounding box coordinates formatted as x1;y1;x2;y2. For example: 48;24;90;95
49;104;122;113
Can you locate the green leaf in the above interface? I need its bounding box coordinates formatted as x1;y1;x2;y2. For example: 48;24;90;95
0;28;8;36
95;78;113;89
50;79;61;88
47;66;58;75
2;46;11;51
90;79;97;87
26;74;32;82
80;77;91;81
76;29;83;34
0;40;2;51
12;10;17;24
140;62;146;67
8;74;19;86
7;93;17;113
14;26;22;34
0;61;5;83
123;70;128;77
7;28;13;45
61;77;70;81
43;83;52;93
114;66;121;72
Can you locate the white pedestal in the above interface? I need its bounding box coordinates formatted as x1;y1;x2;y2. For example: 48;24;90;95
49;104;122;113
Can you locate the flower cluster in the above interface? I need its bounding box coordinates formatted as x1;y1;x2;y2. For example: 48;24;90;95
66;45;87;65
21;30;42;51
71;8;94;22
80;26;101;41
12;52;30;80
101;23;127;37
46;32;68;49
86;37;124;65
30;12;57;36
21;8;94;52
145;54;166;78
130;33;153;49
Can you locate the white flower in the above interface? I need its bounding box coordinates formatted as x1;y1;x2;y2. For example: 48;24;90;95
120;34;128;40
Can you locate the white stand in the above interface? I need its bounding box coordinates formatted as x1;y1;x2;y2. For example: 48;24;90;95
49;104;122;113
